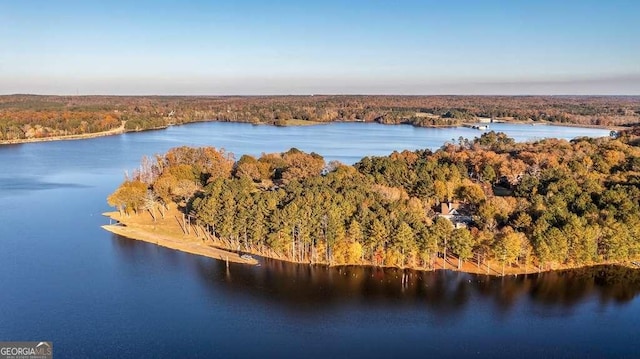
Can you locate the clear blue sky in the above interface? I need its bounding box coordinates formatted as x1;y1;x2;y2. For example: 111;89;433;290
1;0;639;95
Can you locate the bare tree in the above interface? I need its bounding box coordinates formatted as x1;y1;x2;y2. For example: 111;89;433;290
142;190;159;222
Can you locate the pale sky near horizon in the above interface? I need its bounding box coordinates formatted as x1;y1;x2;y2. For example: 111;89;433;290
1;0;639;95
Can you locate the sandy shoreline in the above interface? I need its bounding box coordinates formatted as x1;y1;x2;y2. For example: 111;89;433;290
101;211;639;276
102;211;258;266
0;121;127;145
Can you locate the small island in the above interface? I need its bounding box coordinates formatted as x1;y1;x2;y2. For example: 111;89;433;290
103;130;640;276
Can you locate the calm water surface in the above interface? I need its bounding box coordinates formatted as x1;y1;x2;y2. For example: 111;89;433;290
1;122;638;358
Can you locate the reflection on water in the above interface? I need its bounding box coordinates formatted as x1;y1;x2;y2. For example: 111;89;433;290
112;234;640;314
209;260;640;310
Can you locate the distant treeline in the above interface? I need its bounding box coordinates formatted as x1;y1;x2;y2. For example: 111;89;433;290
2;95;639;141
107;131;640;273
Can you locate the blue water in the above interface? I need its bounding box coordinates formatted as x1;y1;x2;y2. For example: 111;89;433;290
1;121;637;358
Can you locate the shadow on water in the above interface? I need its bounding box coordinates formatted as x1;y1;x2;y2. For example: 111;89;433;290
0;176;89;194
111;235;640;315
204;259;640;312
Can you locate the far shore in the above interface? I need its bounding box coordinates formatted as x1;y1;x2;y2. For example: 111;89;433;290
495;118;627;131
0;121;127;145
102;210;639;277
2;118;622;145
274;119;326;126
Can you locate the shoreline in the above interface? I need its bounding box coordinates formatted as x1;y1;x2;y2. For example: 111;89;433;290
0;121;127;145
504;119;627;131
102;211;258;266
2;118;622;146
101;211;639;277
253;249;640;276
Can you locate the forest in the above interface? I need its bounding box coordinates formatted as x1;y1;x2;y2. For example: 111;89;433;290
2;95;639;141
107;130;640;274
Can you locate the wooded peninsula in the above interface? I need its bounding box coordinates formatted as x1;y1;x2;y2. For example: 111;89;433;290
2;95;640;143
105;130;640;275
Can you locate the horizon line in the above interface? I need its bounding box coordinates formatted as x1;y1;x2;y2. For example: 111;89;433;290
3;93;640;97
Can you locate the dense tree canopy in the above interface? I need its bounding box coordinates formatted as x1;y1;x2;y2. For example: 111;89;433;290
108;131;640;273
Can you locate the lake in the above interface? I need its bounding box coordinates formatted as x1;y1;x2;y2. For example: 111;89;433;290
1;121;638;358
